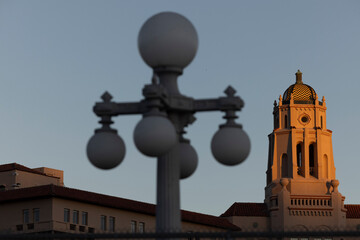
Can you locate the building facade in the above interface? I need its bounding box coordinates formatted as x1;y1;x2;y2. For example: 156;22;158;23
0;163;239;234
221;71;360;237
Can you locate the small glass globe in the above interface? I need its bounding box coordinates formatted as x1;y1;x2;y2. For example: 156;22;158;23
211;126;251;166
133;115;177;157
173;142;198;179
87;131;126;170
138;12;198;69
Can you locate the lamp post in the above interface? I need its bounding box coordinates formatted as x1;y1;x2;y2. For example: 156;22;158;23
86;12;251;233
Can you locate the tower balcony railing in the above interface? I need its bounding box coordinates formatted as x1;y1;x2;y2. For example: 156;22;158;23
290;196;332;208
289;196;333;217
297;167;304;176
297;167;316;177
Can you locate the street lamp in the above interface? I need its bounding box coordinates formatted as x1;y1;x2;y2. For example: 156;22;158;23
86;12;250;233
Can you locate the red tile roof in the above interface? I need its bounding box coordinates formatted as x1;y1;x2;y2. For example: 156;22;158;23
0;184;240;231
0;163;58;178
345;204;360;218
221;203;360;219
220;202;269;217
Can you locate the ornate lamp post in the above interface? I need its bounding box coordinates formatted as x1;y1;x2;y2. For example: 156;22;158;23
86;12;250;233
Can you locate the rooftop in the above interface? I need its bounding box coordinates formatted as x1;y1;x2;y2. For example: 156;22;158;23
0;184;240;231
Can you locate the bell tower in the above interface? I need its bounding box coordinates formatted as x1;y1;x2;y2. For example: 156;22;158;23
265;70;346;231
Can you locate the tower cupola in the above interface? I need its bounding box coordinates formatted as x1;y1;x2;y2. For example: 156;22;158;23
282;70;317;104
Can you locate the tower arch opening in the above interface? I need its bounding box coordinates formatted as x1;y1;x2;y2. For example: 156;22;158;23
309;143;317;178
296;143;304;177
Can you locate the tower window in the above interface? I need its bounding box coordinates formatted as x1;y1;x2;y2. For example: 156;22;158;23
309;143;316;177
296;143;304;176
296;144;302;167
301;116;308;123
284;115;288;128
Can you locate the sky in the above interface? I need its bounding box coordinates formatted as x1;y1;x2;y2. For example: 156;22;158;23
0;0;360;216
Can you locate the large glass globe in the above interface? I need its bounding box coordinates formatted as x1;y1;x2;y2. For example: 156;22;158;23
133;115;177;157
211;126;250;166
173;142;198;179
87;131;126;170
138;12;198;69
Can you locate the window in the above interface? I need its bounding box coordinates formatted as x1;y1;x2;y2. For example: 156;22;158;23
33;208;40;222
296;144;302;167
73;210;79;224
131;220;137;233
309;143;316;177
109;216;115;232
64;208;70;222
139;222;145;233
23;209;29;224
81;212;88;225
284;115;288;128
101;215;106;231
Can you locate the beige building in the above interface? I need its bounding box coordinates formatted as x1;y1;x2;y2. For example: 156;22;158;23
221;71;360;236
0;163;239;234
1;70;360;238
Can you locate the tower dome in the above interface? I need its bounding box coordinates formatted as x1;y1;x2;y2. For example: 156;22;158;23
282;70;316;104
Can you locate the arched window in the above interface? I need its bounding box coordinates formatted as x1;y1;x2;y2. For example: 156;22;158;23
284;115;288;128
296;144;302;167
281;154;288;178
309;143;316;177
296;143;303;176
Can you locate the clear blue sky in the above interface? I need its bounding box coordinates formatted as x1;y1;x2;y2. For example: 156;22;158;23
0;0;359;216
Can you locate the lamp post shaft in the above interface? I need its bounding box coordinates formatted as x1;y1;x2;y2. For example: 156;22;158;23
156;148;181;232
154;71;184;233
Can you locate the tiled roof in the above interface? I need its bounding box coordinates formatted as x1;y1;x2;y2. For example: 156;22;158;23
0;184;240;231
345;204;360;218
221;203;360;219
0;163;58;178
220;202;269;217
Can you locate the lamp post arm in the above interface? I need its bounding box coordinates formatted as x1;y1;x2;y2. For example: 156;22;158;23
192;86;244;112
193;96;244;112
93;101;145;116
93;90;146;117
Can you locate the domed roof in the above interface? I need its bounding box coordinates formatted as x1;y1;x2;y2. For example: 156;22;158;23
282;70;316;104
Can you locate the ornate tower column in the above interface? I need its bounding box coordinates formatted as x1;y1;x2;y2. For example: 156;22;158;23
265;70;346;231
